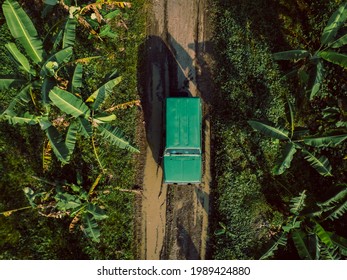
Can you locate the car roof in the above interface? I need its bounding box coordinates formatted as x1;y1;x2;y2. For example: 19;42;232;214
165;97;201;149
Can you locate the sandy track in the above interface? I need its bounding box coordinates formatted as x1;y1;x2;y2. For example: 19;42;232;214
139;0;213;260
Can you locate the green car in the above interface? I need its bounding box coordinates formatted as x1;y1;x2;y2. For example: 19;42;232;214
163;97;202;184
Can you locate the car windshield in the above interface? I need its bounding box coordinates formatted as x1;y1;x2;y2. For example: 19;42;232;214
165;148;200;155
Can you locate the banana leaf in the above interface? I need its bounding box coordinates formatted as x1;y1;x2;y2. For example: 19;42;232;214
2;0;44;64
292;229;313;260
86;77;122;110
319;51;347;69
65;120;79;158
273;142;297;175
2;83;31;115
45;125;69;163
314;222;334;248
82;213;101;242
329;232;347;256
285;96;295;138
93;112;117;123
43;0;58;5
63;18;77;49
282;219;301;233
290;190;307;215
259;232;287;260
273;50;310;61
52;29;63;52
331;34;347;48
55;192;82;211
49;86;90;118
40;47;73;77
302;149;333;177
248;120;290;140
317;187;347;207
71;63;83;93
41;77;56;104
0;78;27;90
324;201;347;221
86;203;108;220
309;60;324;100
303;134;347;147
320;245;340;260
77;117;92;137
5;43;34;75
306;233;320;260
321;2;347;46
97;124;139;152
5;112;38;125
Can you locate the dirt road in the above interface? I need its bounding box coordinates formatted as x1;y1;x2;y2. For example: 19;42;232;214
139;0;213;260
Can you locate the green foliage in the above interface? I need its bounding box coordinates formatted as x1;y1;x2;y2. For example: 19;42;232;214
97;124;139;153
24;175;109;242
49;86;91;118
0;0;146;259
212;0;346;260
1;1;139;166
320;2;347;46
260;188;346;260
248;120;290;140
2;0;44;64
273;1;347;100
248;81;346;176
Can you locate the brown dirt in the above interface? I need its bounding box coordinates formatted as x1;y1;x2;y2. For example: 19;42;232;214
138;0;214;260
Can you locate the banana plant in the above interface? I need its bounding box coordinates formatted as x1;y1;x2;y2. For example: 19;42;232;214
23;174;108;242
47;75;140;166
248;97;347;176
273;2;347;100
0;0;76;99
1;173;110;242
44;0;131;40
260;186;347;260
1;0;139;167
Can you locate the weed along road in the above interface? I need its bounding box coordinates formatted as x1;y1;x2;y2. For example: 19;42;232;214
139;0;213;260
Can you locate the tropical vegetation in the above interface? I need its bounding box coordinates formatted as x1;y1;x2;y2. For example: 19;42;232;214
1;0;346;261
0;0;146;259
210;0;347;260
